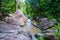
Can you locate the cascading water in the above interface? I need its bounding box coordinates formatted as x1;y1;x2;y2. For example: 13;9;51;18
23;19;32;31
24;19;38;40
23;19;40;35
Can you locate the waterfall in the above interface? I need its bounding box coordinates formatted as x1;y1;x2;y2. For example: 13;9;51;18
23;19;40;34
23;19;32;31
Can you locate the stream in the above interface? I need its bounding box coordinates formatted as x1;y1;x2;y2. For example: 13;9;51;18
23;19;40;35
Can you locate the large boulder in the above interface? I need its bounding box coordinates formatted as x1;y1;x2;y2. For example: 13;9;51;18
34;30;56;40
0;21;33;40
0;10;38;40
5;10;27;27
40;18;57;30
44;29;56;40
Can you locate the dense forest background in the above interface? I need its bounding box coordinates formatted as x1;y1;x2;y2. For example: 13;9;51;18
20;0;60;22
0;0;60;22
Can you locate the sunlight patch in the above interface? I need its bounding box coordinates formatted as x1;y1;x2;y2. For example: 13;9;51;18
19;0;25;2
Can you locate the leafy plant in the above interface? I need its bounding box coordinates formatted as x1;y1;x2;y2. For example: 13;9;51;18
38;36;44;40
0;0;16;13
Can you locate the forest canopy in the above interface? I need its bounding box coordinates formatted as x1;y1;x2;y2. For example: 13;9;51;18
0;0;60;22
19;0;60;22
0;0;16;13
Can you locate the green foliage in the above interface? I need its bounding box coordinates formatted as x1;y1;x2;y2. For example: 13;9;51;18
54;31;60;37
51;24;60;37
0;0;60;22
23;0;60;22
0;0;16;13
38;36;44;40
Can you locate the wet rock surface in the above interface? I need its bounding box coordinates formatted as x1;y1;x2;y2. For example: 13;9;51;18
40;18;57;30
34;17;58;39
0;10;38;40
0;21;33;40
0;12;58;40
